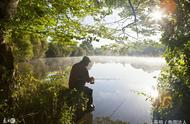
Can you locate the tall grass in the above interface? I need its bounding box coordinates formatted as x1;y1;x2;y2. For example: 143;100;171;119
8;67;88;124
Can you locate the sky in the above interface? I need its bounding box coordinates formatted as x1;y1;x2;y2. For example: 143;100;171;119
81;8;162;48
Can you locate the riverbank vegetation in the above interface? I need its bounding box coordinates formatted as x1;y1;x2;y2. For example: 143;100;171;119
9;67;89;124
152;1;190;123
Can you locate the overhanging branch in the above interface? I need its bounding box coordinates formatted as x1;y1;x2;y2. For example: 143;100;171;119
122;0;138;37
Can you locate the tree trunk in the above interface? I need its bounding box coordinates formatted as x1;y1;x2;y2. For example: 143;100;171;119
0;0;19;120
0;0;19;20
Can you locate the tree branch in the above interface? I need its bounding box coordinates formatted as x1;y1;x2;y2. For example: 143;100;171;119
123;0;138;37
122;21;136;31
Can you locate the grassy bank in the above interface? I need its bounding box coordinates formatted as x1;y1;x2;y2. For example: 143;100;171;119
1;67;88;124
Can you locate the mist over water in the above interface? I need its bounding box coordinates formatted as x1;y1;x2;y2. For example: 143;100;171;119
26;56;165;123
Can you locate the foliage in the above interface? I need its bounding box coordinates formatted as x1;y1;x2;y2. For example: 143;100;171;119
95;40;164;56
95;0;160;37
95;117;129;124
153;0;190;122
1;0;164;61
31;35;48;59
0;67;89;124
1;0;104;62
70;47;86;57
48;38;164;57
161;0;190;81
11;32;33;62
46;40;76;57
47;36;97;57
10;32;48;62
71;37;96;56
79;38;95;56
4;0;99;36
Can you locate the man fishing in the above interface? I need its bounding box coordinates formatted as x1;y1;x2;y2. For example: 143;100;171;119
69;56;95;111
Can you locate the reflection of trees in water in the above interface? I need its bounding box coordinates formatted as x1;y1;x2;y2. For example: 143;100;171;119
130;63;163;73
89;61;163;73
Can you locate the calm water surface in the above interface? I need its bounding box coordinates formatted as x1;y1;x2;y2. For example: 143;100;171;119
87;57;165;124
29;56;166;123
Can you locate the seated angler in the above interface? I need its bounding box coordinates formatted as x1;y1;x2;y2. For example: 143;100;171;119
68;56;95;111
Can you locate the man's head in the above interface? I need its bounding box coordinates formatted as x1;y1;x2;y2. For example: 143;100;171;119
81;56;91;66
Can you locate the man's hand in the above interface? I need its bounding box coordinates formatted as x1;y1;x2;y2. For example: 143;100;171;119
90;77;95;84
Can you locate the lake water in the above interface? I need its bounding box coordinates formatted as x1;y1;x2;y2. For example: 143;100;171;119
25;56;165;123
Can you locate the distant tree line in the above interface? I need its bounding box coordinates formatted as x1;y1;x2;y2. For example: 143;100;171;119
46;37;95;57
46;39;165;57
94;40;165;56
12;34;164;61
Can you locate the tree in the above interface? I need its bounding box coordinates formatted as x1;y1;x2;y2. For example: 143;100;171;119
79;37;95;56
93;0;160;39
0;0;19;119
30;35;48;59
94;40;164;56
155;0;190;122
0;0;101;119
46;41;74;57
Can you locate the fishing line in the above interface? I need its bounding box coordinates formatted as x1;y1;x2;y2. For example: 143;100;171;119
94;78;122;81
108;98;126;118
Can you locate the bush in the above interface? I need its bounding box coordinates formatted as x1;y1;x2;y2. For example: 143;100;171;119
8;68;88;124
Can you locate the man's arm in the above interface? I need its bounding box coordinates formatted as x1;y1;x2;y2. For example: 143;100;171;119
84;68;94;83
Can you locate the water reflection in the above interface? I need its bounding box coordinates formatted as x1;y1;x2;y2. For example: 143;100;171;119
17;56;165;124
87;62;163;124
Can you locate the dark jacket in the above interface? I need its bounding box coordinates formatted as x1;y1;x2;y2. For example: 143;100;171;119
69;61;91;89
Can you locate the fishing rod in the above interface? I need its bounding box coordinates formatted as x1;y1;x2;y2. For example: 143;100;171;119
94;78;121;81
